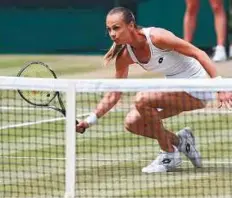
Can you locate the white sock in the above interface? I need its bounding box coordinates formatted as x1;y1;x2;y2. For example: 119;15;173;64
215;45;225;50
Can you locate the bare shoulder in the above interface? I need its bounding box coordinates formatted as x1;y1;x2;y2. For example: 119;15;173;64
149;27;175;43
149;27;177;49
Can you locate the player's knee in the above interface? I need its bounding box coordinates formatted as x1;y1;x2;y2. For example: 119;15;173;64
124;112;137;132
186;0;199;15
124;119;133;132
210;1;224;12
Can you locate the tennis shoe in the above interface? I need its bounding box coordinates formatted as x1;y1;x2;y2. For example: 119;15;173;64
177;127;202;168
142;146;182;173
212;45;227;62
229;45;232;58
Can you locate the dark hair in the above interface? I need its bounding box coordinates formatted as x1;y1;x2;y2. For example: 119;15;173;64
104;7;136;66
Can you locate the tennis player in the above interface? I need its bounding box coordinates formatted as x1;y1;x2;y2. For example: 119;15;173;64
76;7;232;173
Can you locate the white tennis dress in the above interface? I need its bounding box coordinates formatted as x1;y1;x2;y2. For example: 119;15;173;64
126;27;216;101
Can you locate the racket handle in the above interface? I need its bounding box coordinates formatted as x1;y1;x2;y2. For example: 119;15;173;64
75;120;86;134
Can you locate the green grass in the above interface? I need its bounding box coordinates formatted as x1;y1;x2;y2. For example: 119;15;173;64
0;173;65;197
0;54;103;77
1;107;232;198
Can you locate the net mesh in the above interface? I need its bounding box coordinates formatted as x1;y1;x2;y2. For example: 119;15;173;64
76;92;232;198
0;89;66;197
1;77;232;198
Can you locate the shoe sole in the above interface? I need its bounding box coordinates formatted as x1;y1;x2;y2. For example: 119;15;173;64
142;161;182;173
185;134;202;168
179;128;202;168
142;158;182;173
166;160;182;172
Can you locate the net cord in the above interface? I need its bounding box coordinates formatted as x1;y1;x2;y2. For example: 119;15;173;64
0;76;232;92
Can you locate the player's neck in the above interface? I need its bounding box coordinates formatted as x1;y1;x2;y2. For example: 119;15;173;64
127;29;147;49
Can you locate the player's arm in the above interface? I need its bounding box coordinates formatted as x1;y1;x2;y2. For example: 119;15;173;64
150;28;232;108
76;48;130;132
93;54;129;118
150;28;218;78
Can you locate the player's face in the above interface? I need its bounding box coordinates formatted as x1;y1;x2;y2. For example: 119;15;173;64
106;13;133;45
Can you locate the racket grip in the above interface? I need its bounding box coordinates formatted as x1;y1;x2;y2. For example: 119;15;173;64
75;120;86;134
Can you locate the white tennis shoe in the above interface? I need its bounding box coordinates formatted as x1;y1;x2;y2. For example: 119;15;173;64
212;45;227;62
142;146;182;173
177;127;202;168
229;45;232;58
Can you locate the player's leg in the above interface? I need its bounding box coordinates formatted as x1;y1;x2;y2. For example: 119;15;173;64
183;0;200;42
125;91;205;151
209;0;227;61
125;107;182;173
125;106;181;152
124;91;205;172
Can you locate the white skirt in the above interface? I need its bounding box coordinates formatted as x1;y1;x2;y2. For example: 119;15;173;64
168;63;217;102
186;91;217;102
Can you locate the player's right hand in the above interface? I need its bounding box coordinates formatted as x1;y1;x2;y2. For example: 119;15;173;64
76;120;89;133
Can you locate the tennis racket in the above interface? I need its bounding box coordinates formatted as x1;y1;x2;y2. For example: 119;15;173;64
17;61;85;133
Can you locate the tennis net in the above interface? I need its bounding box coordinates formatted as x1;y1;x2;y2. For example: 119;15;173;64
1;76;232;198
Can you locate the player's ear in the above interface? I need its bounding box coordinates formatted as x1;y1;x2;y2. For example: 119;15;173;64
128;21;135;30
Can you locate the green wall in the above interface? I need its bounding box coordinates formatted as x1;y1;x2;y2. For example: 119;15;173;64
0;8;111;53
137;0;229;47
0;1;229;53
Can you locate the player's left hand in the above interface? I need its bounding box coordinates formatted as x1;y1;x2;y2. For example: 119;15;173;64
217;91;232;109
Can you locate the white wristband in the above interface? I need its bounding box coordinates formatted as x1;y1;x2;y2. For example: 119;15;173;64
85;113;98;127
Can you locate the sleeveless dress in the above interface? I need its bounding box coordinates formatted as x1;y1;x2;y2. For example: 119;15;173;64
126;27;216;101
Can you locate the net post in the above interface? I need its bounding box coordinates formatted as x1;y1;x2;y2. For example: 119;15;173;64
64;82;76;198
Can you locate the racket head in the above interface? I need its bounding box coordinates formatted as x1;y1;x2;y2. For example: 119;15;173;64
17;61;58;106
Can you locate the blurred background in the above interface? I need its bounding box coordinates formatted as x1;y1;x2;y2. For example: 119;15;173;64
0;0;231;79
0;0;230;54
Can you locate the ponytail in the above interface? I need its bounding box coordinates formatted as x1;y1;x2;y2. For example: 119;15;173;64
103;42;125;66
